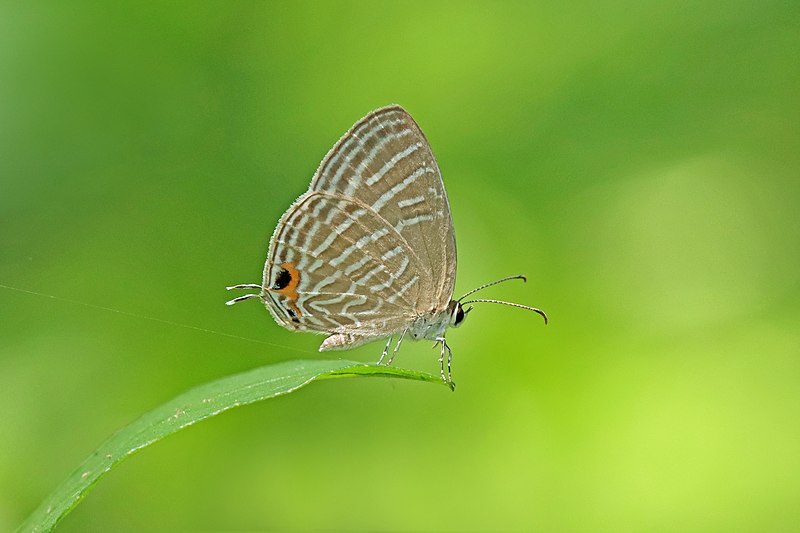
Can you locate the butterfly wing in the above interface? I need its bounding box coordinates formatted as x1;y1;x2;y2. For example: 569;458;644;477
261;106;456;346
309;105;456;309
263;192;424;338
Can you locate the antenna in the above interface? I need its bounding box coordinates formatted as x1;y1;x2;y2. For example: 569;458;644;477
457;275;527;302
460;298;548;324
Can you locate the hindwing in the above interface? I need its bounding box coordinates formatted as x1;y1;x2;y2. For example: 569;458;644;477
262;192;423;336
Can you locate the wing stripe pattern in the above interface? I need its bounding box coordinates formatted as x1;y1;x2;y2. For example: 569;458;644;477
320;118;409;193
364;142;423;186
263;193;422;335
309;106;456;308
260;106;456;344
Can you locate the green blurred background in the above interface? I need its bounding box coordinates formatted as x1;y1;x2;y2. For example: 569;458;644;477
2;2;799;531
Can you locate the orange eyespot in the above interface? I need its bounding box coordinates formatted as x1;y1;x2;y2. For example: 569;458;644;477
269;262;302;318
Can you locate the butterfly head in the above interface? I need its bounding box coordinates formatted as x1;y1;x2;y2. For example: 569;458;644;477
448;299;470;328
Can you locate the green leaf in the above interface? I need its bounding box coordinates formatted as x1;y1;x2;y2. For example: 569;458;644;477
17;360;447;532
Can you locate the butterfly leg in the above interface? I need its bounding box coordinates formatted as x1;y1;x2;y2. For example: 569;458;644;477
445;340;453;385
377;336;393;365
386;329;407;366
435;337;455;390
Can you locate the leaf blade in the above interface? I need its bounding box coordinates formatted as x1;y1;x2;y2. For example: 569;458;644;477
17;360;445;532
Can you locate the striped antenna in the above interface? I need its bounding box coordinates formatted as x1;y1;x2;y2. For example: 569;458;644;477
459;298;548;324
457;274;527;302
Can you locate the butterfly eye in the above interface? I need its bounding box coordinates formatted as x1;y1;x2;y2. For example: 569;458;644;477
451;302;466;327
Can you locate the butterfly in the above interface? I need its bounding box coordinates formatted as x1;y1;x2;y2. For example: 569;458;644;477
227;105;547;388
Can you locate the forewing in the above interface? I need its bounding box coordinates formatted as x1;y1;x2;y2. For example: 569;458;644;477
309;105;457;310
262;192;424;336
